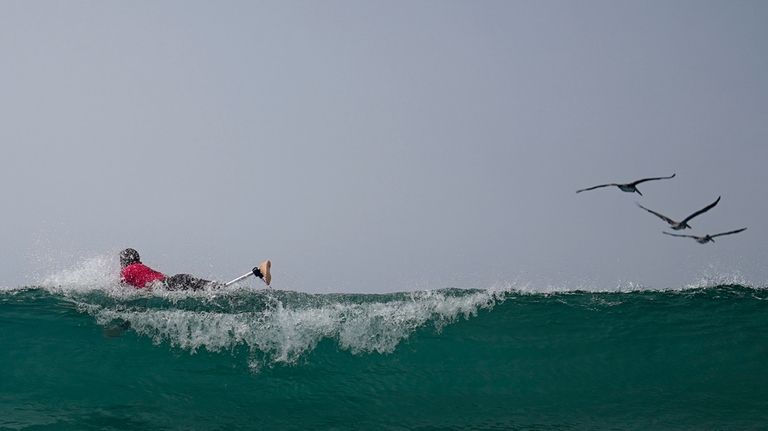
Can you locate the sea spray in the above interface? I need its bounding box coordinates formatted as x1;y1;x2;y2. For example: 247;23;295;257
84;287;509;367
39;255;121;292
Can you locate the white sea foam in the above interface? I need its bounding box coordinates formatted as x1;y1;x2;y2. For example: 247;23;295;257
86;287;509;369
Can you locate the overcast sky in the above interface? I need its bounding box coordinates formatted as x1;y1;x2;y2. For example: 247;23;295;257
1;1;766;292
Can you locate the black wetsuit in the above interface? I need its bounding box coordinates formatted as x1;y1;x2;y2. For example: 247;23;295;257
163;274;215;291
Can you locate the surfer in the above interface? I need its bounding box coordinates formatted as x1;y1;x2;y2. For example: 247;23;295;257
119;248;271;290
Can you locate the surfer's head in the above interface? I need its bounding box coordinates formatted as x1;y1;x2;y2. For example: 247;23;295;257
119;248;141;267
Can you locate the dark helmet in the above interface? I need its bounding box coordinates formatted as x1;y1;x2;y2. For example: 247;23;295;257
119;248;141;267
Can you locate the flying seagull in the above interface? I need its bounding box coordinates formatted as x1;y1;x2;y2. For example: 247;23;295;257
663;228;747;244
576;174;675;195
636;196;721;230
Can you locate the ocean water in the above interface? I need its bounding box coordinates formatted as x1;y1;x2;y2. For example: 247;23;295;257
1;262;767;430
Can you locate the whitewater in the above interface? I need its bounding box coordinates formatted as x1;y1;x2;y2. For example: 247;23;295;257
1;257;767;430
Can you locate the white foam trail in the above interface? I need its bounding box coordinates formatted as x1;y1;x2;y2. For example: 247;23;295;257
87;288;509;369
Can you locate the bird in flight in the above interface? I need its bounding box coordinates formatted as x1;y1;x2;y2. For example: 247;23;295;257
576;174;675;195
636;196;720;230
663;228;747;244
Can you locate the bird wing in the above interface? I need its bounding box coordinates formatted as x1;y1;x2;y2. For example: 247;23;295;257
681;196;721;224
710;227;747;238
630;173;676;186
663;231;698;239
576;183;615;193
636;203;676;225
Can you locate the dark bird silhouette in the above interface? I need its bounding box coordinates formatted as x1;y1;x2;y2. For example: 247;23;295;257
636;196;721;230
576;174;675;195
663;228;747;244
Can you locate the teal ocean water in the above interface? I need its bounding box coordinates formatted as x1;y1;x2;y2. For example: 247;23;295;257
2;269;767;430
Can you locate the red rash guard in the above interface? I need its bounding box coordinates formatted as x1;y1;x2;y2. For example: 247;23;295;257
121;263;166;288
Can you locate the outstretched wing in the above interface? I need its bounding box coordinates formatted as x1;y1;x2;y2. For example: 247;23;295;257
681;196;721;224
576;183;615;193
663;231;697;239
630;173;676;186
710;227;747;238
636;203;676;225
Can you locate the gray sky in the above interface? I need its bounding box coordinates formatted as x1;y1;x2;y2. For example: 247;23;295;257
1;1;766;292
